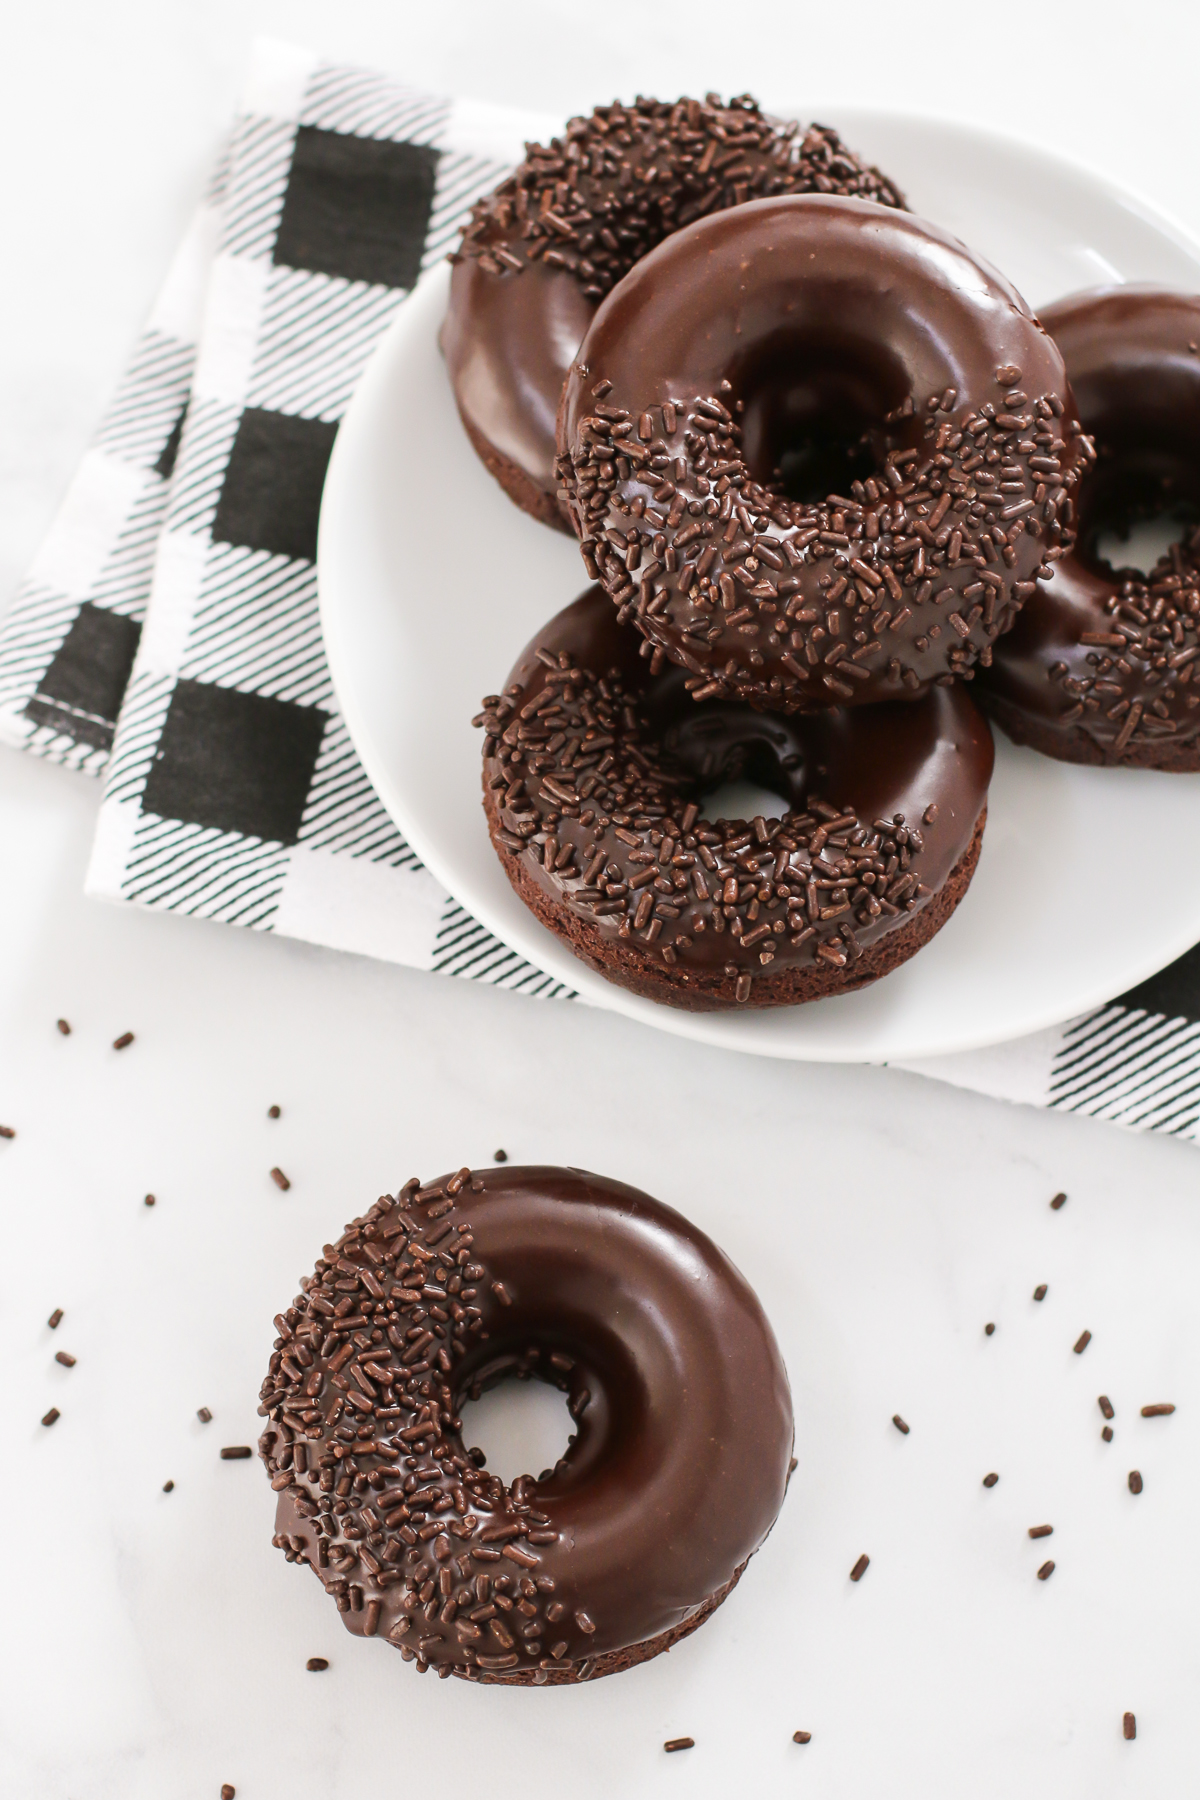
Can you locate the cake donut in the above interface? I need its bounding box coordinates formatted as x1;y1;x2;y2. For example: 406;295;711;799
556;194;1087;711
978;287;1200;769
259;1165;793;1684
441;96;905;531
475;585;993;1009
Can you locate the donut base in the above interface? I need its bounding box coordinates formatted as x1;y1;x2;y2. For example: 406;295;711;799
484;786;986;1010
456;404;573;535
982;693;1200;772
462;1560;746;1686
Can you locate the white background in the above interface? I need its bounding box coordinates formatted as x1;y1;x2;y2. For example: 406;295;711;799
4;4;1200;1797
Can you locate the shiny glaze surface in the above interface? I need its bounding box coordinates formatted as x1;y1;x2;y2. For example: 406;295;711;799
558;195;1083;710
477;586;993;992
979;288;1200;760
442;99;905;513
263;1166;793;1675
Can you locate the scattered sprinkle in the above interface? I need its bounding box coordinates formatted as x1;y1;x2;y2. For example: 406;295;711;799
197;1407;213;1423
0;1125;15;1139
268;1104;281;1120
1099;1395;1115;1420
41;1408;60;1427
1028;1524;1053;1539
1050;1191;1067;1210
144;1194;156;1207
220;1446;252;1460
1123;1712;1136;1741
1141;1403;1175;1418
983;1472;999;1488
1129;1470;1143;1495
56;1018;71;1036
664;1738;694;1753
793;1730;812;1744
1033;1284;1048;1301
270;1167;291;1192
789;1456;798;1474
221;1787;236;1800
306;1657;329;1672
892;1414;910;1435
163;1480;174;1493
850;1553;870;1582
1102;1426;1114;1442
54;1351;76;1368
493;1148;508;1162
112;1031;135;1051
1073;1330;1092;1354
47;1308;63;1330
985;1322;995;1336
1037;1560;1055;1581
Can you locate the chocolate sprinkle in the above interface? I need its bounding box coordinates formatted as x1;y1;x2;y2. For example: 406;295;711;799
144;1193;156;1207
664;1738;695;1753
163;1480;174;1492
47;1309;63;1330
1028;1524;1053;1539
270;1167;291;1192
1124;1712;1137;1740
54;1351;75;1368
1128;1470;1143;1495
985;1322;996;1336
0;1125;15;1139
1033;1284;1048;1301
1073;1330;1092;1354
56;1018;71;1035
112;1031;134;1050
221;1446;252;1460
221;1787;236;1799
1050;1191;1067;1210
268;1104;281;1119
1037;1560;1055;1580
41;1408;59;1427
1141;1403;1175;1417
892;1414;910;1434
982;1472;999;1488
198;1407;213;1423
849;1553;870;1582
793;1730;812;1744
1102;1426;1114;1443
1099;1395;1115;1420
493;1148;509;1163
306;1657;329;1671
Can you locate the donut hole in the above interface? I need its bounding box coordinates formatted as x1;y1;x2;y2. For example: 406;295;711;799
653;686;809;820
734;331;909;502
458;1369;574;1487
1083;454;1200;576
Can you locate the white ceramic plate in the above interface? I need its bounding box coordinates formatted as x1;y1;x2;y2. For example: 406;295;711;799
320;111;1200;1063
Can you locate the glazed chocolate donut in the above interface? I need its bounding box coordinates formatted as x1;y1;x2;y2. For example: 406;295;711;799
259;1165;793;1685
556;194;1087;711
441;96;905;531
978;288;1200;769
475;585;993;1009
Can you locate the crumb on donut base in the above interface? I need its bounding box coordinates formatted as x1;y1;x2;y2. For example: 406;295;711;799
455;401;574;535
484;781;986;1010
983;691;1200;772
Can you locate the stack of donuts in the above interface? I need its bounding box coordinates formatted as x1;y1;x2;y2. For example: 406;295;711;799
445;95;1200;1010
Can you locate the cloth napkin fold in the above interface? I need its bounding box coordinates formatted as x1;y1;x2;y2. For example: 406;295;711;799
4;36;1200;1140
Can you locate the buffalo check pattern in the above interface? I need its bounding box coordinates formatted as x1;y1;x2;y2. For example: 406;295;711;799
5;39;1200;1133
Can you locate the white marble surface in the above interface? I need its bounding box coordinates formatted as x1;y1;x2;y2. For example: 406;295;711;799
4;5;1200;1796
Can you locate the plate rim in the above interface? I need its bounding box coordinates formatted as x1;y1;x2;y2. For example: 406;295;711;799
319;107;1200;1064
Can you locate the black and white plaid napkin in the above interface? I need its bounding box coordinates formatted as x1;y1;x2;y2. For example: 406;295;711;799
5;36;1200;1136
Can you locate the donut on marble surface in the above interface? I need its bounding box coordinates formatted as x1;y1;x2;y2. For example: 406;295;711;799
476;586;993;1010
556;195;1086;710
260;1165;793;1683
978;287;1200;768
441;95;905;530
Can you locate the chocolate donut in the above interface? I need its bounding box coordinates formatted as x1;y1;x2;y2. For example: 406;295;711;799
441;96;905;531
259;1165;793;1684
978;287;1200;769
556;194;1086;711
475;586;993;1009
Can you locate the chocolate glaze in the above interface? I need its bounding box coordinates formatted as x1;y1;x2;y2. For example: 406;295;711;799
978;288;1200;765
442;98;905;523
557;194;1085;711
261;1167;793;1681
476;586;993;1003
